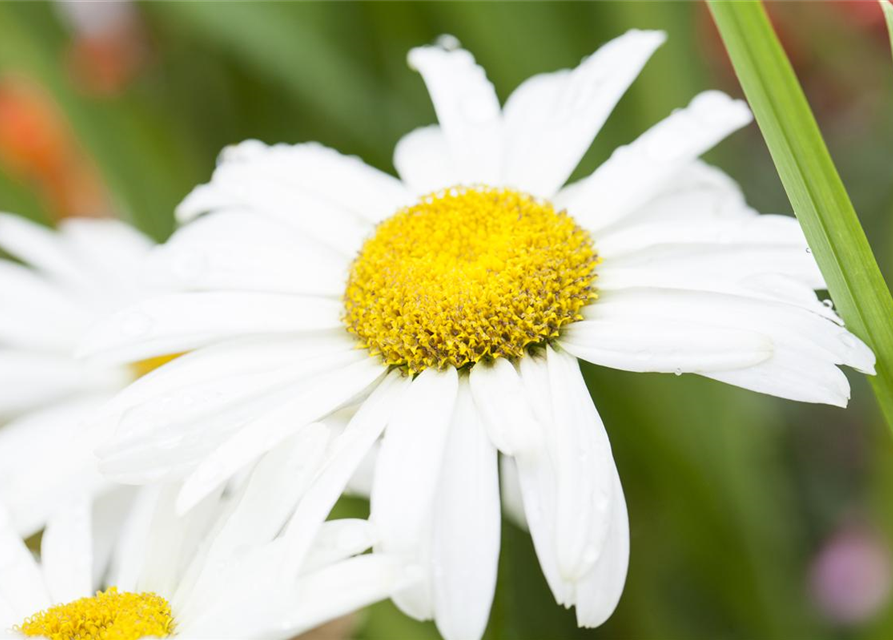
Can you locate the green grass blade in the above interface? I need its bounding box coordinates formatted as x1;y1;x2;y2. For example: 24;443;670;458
882;0;893;67
707;0;893;429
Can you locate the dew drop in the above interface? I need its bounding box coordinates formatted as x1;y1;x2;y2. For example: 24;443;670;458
806;247;812;254
436;34;461;51
822;299;834;309
674;368;683;377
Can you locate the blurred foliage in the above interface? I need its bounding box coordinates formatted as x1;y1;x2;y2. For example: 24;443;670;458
1;2;892;639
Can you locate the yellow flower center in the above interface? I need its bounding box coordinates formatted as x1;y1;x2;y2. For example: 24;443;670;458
343;185;598;373
17;587;174;640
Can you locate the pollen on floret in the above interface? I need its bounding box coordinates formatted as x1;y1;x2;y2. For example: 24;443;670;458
17;587;175;640
343;185;598;373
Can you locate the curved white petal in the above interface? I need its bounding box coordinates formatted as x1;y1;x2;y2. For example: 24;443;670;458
0;213;95;292
99;351;380;487
597;160;753;231
557;91;753;233
0;350;125;417
503;29;665;197
285;555;417;638
0;262;90;351
394;125;458;195
371;367;459;619
192;425;330;568
0;506;49;622
145;210;348;297
302;519;379;574
515;355;572;605
574;473;629;628
499;456;527;531
0;397;113;538
40;499;93;604
282;372;409;574
79;292;343;364
583;288;874;374
545;346;614;582
182;140;412;221
598;243;824;294
705;351;853;407
175;357;386;513
559;318;773;373
597;213;808;259
578;288;874;405
468;357;540;456
59;218;154;300
408;45;502;184
432;379;500;640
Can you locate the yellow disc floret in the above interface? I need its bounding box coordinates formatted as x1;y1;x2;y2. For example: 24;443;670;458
344;185;598;372
17;587;175;640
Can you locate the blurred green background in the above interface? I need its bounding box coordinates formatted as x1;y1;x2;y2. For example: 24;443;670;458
1;2;892;639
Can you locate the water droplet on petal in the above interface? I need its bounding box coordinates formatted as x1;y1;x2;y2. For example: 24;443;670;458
806;247;812;254
436;34;461;51
823;299;835;309
674;368;683;377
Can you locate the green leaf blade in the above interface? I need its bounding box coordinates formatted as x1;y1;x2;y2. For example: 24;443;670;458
707;0;893;429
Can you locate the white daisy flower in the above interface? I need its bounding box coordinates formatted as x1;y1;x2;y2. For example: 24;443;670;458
80;30;875;639
0;214;163;537
0;426;412;640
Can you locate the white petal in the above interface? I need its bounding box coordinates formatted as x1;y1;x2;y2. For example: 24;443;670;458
432;380;500;640
137;484;222;597
499;456;527;531
0;350;125;418
59;218;154;299
90;334;358;482
107;488;162;592
371;367;459;619
597;243;824;293
578;288;874;404
574;473;629;628
0;213;94;292
302;519;379;574
408;45;502;184
40;499;92;604
468;357;540;456
705;351;853;407
0;506;49;622
0;262;90;351
598;160;753;230
515;355;572;605
281;372;409;574
196;425;330;563
582;288;874;375
393;125;458;195
545;346;615;582
178;141;412;231
559;318;773;374
145;210;348;297
175;357;385;513
0;397;113;538
79;292;343;364
597;213;808;259
557;91;753;233
502;29;665;197
286;555;417;637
